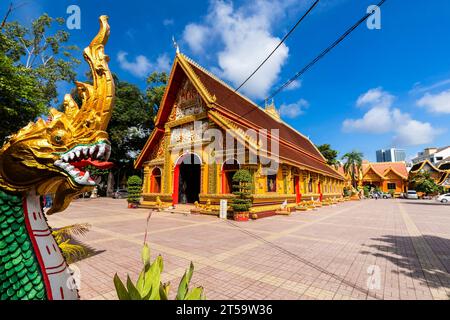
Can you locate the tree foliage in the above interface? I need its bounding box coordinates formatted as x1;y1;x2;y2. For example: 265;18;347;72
146;71;168;122
317;144;339;168
409;171;443;195
342;150;364;188
108;72;167;178
0;13;79;144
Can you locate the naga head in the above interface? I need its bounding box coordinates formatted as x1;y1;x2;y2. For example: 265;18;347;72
0;16;115;214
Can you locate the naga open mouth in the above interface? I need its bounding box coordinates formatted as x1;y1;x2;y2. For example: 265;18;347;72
54;141;113;186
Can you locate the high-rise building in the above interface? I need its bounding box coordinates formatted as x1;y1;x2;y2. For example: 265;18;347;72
376;148;406;162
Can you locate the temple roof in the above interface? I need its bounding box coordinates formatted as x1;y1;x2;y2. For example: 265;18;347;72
437;157;450;171
135;53;343;179
362;162;408;180
410;159;442;173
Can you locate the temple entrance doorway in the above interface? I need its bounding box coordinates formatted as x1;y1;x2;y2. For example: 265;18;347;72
222;159;240;194
173;153;201;204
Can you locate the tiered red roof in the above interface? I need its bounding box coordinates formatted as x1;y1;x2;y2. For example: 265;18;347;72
362;161;408;179
136;54;343;179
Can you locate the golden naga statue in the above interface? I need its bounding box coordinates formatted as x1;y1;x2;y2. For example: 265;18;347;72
0;16;115;300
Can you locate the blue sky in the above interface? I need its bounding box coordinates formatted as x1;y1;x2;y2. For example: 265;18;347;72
2;0;450;161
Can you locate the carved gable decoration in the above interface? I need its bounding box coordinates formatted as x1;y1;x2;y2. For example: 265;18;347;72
171;79;205;120
363;167;382;180
170;121;209;145
384;170;402;180
149;135;165;161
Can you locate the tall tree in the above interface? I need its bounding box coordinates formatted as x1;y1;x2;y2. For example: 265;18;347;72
146;71;168;126
342;150;364;188
409;171;443;195
108;75;150;172
68;72;168;190
317;144;339;168
0;40;47;142
0;13;79;143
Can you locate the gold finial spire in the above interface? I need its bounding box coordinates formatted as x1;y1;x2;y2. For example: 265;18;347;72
265;98;280;121
172;36;180;54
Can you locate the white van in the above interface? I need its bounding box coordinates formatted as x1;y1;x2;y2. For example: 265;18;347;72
406;190;419;199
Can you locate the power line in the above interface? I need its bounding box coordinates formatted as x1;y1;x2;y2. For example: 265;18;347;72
264;0;387;104
233;0;321;94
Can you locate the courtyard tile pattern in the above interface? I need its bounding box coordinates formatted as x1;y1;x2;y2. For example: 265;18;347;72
47;198;450;300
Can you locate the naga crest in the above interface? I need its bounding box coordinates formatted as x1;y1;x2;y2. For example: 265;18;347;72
0;16;115;214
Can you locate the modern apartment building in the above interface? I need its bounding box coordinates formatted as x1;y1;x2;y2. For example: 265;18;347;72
411;146;450;164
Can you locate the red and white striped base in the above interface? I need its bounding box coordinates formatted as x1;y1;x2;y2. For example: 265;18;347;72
23;189;79;300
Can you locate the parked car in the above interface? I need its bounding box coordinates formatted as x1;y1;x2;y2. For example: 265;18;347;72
380;192;392;199
406;190;419;199
436;194;450;203
112;189;128;199
369;191;391;199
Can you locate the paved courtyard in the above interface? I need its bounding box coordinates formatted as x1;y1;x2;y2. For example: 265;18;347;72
47;198;450;300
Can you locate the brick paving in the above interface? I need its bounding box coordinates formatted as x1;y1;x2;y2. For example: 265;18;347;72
47;198;450;300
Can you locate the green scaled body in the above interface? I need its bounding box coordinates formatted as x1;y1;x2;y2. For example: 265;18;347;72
0;190;47;300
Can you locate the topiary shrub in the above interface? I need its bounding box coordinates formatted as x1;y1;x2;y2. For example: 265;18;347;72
231;169;252;221
127;175;142;204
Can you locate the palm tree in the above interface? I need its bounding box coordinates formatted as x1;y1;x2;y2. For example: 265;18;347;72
52;223;91;264
342;150;364;188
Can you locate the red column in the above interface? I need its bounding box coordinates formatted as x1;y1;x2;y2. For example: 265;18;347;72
222;169;226;194
318;181;323;201
173;165;179;205
295;177;301;203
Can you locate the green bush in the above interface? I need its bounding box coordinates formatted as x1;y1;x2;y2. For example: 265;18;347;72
230;169;252;212
343;187;351;197
113;244;205;300
363;186;370;197
388;189;395;197
127;175;142;204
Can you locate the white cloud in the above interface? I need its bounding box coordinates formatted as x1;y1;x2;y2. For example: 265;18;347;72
356;87;394;108
183;24;209;54
163;18;174;26
182;0;298;99
343;88;441;147
155;54;172;73
409;78;450;94
117;51;171;78
393;118;438;146
285;80;302;91
416;89;450;114
343;106;392;133
279;99;308;119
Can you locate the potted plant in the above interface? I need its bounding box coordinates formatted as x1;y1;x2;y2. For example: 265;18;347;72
127;175;142;208
231;169;252;221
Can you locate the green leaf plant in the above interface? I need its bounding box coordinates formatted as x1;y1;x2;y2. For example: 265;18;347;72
113;237;205;299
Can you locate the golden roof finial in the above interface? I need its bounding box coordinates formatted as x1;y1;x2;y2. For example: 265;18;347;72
172;36;180;54
265;98;280;121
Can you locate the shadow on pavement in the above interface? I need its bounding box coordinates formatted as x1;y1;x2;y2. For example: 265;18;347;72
402;201;449;206
361;235;450;297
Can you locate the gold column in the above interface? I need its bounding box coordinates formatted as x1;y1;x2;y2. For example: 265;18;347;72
143;166;150;193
